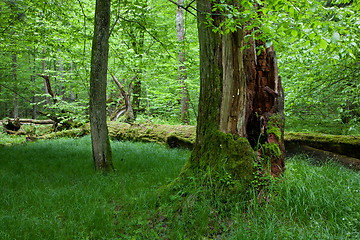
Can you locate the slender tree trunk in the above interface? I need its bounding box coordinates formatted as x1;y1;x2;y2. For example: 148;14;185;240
70;62;75;102
58;58;64;97
131;73;141;120
42;48;50;104
0;83;2;119
89;0;113;172
12;54;19;119
176;0;190;124
29;54;37;119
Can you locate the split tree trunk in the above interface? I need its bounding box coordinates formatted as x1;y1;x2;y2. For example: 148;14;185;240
89;0;113;172
183;0;285;189
244;36;285;176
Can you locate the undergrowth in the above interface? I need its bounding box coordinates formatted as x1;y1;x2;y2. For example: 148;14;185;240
0;137;359;239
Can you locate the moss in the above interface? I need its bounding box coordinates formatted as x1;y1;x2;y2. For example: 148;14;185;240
262;142;281;158
181;130;254;193
39;128;85;139
267;114;284;141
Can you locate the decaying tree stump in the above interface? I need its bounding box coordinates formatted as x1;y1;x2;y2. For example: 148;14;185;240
3;118;21;133
244;38;285;177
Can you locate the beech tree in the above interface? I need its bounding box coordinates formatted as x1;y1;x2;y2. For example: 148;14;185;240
180;0;285;188
89;0;113;172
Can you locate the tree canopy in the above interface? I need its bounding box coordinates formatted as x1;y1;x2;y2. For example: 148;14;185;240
0;0;358;135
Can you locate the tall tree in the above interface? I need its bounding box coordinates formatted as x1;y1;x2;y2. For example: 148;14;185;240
176;0;190;124
89;0;113;172
12;54;18;118
181;0;284;188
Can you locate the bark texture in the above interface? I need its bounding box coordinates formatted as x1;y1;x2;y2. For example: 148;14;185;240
183;0;253;189
181;0;285;189
177;0;190;124
12;54;18;119
89;0;113;172
244;36;285;176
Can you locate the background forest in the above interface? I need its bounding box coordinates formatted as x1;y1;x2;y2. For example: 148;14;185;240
0;0;359;135
1;1;360;239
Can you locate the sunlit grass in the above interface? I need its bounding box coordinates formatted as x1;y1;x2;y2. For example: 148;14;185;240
0;137;359;239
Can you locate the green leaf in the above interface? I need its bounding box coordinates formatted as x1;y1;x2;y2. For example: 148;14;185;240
291;29;298;37
331;31;341;43
265;41;273;48
319;39;328;50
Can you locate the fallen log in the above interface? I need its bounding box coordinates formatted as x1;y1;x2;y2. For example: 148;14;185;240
40;122;360;170
7;118;54;125
285;143;360;170
284;132;360;159
85;123;360;157
82;122;196;149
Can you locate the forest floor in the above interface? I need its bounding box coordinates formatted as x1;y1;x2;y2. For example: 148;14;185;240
0;136;359;239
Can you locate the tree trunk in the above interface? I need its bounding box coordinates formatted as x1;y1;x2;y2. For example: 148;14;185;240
30;54;37;119
70;62;76;102
176;0;190;124
182;0;253;189
244;35;285;176
42;48;50;105
131;74;141;120
58;58;64;97
12;54;19;119
181;0;285;190
89;0;113;172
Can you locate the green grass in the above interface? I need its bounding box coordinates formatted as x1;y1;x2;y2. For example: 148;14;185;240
0;137;359;239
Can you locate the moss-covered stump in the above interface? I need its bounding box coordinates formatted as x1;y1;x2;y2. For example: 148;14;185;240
284;132;360;159
177;130;255;194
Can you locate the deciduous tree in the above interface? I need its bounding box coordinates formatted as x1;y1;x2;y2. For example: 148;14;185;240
89;0;113;172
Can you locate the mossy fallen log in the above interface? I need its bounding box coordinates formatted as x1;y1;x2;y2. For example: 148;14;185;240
285;144;360;170
84;123;360;159
284;132;360;159
38;122;360;169
82;122;196;149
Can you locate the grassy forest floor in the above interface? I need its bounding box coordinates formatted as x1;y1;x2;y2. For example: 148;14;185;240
0;136;359;239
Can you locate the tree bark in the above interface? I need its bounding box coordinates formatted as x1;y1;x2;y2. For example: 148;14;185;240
181;0;285;189
42;48;50;105
181;0;253;188
176;0;190;124
244;34;285;176
29;54;37;119
89;0;113;172
12;54;19;119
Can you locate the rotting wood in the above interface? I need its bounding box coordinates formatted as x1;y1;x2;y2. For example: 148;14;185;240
85;123;360;160
286;143;360;171
7;118;54;125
